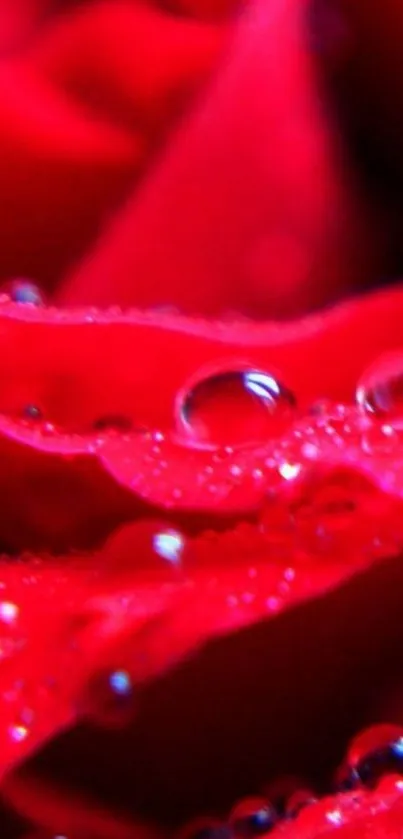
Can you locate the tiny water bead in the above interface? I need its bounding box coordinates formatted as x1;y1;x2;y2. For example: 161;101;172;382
80;666;136;729
22;404;43;423
176;367;296;448
0;600;24;661
356;354;403;423
5;279;45;306
338;724;403;791
102;520;187;576
228;797;277;837
285;788;318;819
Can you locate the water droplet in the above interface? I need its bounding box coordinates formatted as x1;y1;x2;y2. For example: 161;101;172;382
101;520;187;579
338;724;403;791
229;797;277;837
285;789;318;819
356;354;403;424
9;723;29;743
0;601;19;624
153;529;184;565
326;808;344;827
81;667;136;729
22;404;43;423
0;601;24;660
278;462;301;481
6;279;45;306
262;775;309;816
176;367;296;447
8;708;34;744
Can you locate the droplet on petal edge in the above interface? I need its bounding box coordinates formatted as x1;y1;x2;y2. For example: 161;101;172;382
175;365;296;448
356;353;403;425
4;280;45;307
228;797;277;837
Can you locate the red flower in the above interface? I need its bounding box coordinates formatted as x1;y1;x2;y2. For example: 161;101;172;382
0;1;402;837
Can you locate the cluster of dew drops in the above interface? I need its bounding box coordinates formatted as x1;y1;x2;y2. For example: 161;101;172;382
175;725;403;839
19;724;403;838
2;281;403;759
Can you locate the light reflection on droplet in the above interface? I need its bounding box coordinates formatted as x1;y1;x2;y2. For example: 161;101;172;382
278;462;301;481
0;601;19;624
9;723;29;743
153;529;184;565
326;808;343;826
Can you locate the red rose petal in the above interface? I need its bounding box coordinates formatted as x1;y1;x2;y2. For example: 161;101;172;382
164;0;238;22
0;486;396;785
58;0;383;318
0;61;142;291
0;287;403;548
0;289;402;789
29;0;225;135
0;285;401;425
0;0;51;53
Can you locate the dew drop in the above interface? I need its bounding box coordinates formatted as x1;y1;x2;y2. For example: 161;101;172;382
0;600;23;660
9;723;29;743
325;808;344;827
81;667;136;729
229;797;277;837
22;404;43;423
177;367;296;447
6;279;45;306
8;707;34;744
343;724;403;790
285;788;318;819
356;354;403;423
153;529;185;565
101;520;187;577
0;600;19;624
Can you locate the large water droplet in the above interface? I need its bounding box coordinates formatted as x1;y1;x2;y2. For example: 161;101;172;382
6;279;45;306
177;367;296;447
356;354;403;423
